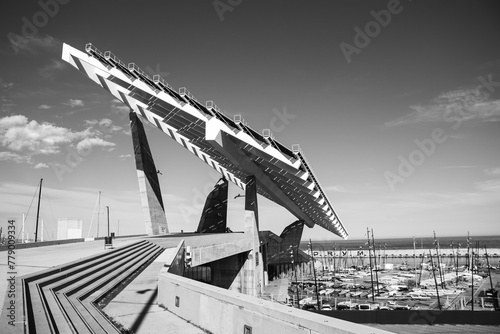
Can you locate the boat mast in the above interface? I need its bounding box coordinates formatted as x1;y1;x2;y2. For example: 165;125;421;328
485;246;494;291
471;249;474;311
371;228;380;296
429;250;442;310
332;243;336;275
413;237;417;271
34;178;43;242
22;213;25;243
308;239;321;310
433;231;445;288
367;228;375;303
467;232;471;270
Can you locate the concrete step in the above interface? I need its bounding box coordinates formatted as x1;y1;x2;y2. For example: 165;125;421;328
66;246;164;334
21;240;164;334
77;248;165;334
28;241;153;332
51;243;160;333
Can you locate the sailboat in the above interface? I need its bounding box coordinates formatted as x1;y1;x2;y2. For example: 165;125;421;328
87;190;102;238
22;178;44;243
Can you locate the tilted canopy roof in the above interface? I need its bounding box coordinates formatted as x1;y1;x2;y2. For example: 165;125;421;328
62;43;348;239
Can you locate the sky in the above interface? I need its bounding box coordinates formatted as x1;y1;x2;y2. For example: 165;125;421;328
0;1;499;242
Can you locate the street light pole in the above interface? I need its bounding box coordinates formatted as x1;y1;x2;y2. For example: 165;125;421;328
106;206;110;237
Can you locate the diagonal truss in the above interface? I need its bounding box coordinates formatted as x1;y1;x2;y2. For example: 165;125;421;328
61;43;348;239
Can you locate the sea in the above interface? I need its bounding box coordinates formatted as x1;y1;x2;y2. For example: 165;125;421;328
299;235;500;267
300;235;500;252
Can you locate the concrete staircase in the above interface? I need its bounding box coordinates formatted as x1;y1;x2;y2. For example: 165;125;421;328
20;240;164;333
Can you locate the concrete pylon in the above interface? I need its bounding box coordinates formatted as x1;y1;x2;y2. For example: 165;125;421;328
196;178;228;233
243;175;264;296
129;112;169;235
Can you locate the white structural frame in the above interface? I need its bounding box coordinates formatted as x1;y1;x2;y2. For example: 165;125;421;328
61;43;348;239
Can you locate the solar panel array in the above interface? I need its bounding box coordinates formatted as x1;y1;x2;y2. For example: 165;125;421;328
62;43;348;239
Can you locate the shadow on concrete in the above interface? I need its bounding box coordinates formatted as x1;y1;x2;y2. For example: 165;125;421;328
129;287;158;333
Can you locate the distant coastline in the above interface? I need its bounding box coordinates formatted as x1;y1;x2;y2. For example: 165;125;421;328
302;235;500;251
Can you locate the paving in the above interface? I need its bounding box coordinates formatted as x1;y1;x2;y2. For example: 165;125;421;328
0;236;208;333
103;247;208;334
262;278;290;303
0;236;144;308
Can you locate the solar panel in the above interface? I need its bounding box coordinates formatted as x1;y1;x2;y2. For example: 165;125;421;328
62;42;349;239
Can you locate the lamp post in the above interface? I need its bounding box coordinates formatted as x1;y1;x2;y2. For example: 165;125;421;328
106;206;110;237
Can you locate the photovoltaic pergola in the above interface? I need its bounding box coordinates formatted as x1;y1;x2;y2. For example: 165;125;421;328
62;43;348;239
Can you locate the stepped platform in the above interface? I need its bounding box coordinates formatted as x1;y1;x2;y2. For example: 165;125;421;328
3;239;163;333
0;234;235;334
102;248;207;333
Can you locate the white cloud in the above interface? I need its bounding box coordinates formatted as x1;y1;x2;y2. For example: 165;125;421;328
111;99;130;116
385;86;500;127
324;185;351;193
0;115;121;167
38;104;52;110
6;34;61;55
76;137;115;154
33;162;49;169
0;115;86;154
440;165;478;170
475;179;500;192
484;167;500;176
63;99;84;108
0;151;31;164
84;119;98;126
84;118;123;133
119;154;132;159
0;114;28;128
39;59;66;79
98;118;113;128
0;78;14;90
0;115;109;154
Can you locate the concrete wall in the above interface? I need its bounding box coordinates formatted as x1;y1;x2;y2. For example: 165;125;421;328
190;236;252;267
158;271;393;334
311;309;500;325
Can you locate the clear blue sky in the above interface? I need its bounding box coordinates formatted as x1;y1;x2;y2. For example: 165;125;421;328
0;1;499;241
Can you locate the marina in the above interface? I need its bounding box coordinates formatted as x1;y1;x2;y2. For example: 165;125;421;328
265;235;500;312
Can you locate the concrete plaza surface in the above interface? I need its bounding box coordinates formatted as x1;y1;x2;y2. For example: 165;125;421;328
102;248;208;333
0;237;143;306
0;236;208;333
